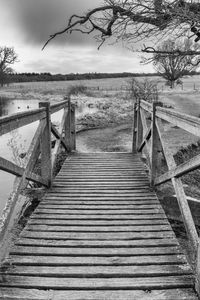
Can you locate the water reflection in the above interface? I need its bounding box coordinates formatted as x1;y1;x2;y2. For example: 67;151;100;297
0;97;40;219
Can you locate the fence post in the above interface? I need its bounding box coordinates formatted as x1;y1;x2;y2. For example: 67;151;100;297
136;100;143;150
195;240;200;297
71;104;76;151
150;102;160;186
65;98;72;152
132;102;137;152
39;102;52;187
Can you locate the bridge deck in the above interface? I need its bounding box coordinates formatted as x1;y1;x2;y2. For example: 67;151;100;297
0;153;198;299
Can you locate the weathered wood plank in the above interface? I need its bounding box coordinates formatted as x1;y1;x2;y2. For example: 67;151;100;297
32;213;167;220
4;265;191;277
20;231;175;240
0;156;48;186
28;219;169;226
0;275;194;289
15;238;178;247
0;288;197;300
156;119;198;251
8;254;188;265
10;245;182;256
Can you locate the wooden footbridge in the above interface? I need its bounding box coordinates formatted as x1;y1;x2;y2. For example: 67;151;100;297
0;99;200;299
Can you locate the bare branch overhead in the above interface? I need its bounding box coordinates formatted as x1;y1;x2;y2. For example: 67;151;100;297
43;0;200;49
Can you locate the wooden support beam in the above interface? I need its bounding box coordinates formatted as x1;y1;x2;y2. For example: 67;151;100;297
138;127;151;152
155;153;200;186
51;124;68;151
150;102;162;186
65;98;72;152
136;100;143;151
0;157;48;186
0;120;46;261
195;239;200;296
52;105;69;172
156;106;200;137
156;119;198;252
132;103;137;153
39;102;52;188
71;104;76;151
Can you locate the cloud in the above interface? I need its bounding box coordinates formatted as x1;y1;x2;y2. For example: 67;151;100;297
3;0;101;47
15;46;154;74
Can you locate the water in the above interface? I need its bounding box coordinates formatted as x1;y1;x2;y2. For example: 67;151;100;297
0;97;64;218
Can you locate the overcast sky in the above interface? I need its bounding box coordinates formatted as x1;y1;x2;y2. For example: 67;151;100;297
0;0;154;74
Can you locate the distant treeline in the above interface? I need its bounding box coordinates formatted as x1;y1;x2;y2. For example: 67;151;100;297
6;71;200;83
7;72;158;83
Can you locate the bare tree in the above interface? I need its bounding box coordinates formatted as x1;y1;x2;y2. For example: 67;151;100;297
142;38;200;88
0;47;18;87
43;1;200;50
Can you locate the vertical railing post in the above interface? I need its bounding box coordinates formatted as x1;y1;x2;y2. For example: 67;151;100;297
71;104;76;151
39;102;52;187
150;102;160;186
65;98;72;152
132;102;137;153
136;100;143;150
195;240;200;297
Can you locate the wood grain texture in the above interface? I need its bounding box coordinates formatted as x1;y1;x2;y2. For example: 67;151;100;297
0;152;197;299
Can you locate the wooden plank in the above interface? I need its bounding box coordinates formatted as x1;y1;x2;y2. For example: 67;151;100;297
39;102;52;187
0;156;48;186
28;219;169;226
132;103;137;152
5;265;191;276
34;209;164;215
50;100;68;114
65;98;72;152
51;124;68;151
10;245;182;256
0;288;197;300
8;254;188;265
32;213;167;220
37;204;161;210
71;104;76;150
41;200;159;205
195;238;200;294
0;120;46;261
140;100;152;112
156;119;198;251
20;231;175;239
28;218;169;226
136;101;143;150
155;152;200;186
138;127;151;152
156;105;200;137
15;238;178;247
0;275;194;289
25;224;172;232
52;105;69;171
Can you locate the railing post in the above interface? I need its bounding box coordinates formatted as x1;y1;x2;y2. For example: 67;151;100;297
132;102;137;153
150;102;160;186
39;102;52;187
65;98;72;152
71;104;76;151
136;100;143;150
195;240;200;297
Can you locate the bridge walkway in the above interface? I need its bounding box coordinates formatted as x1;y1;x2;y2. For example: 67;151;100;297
0;152;198;299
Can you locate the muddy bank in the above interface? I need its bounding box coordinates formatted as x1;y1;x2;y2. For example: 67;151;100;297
76;124;133;153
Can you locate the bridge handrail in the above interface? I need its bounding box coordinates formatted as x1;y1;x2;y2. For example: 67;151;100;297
133;99;200;294
0;97;75;260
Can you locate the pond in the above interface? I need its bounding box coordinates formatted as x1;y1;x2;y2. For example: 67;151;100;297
0;97;65;219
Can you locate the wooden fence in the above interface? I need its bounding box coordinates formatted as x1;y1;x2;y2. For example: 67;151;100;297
133;99;200;294
0;98;75;257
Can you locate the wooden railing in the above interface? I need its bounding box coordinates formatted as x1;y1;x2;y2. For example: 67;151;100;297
0;98;75;257
133;99;200;294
